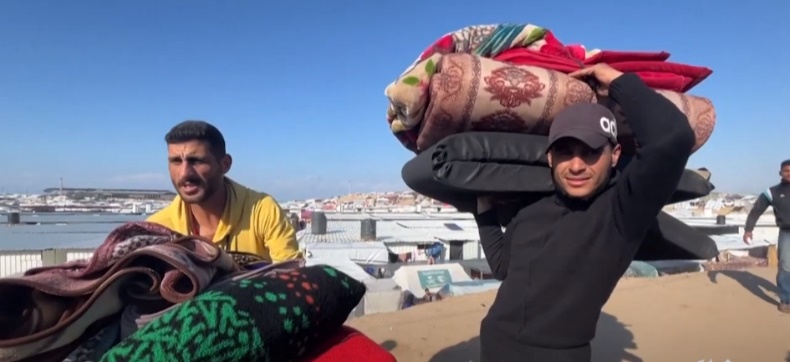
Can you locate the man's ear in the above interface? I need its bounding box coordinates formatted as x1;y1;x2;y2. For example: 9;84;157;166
610;144;622;168
547;150;553;168
221;154;233;174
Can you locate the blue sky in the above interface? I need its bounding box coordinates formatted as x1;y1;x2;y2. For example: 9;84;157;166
1;1;788;201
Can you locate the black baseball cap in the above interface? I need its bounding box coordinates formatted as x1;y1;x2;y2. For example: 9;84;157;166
547;103;619;151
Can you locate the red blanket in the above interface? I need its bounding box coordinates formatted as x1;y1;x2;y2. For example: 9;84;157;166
491;31;711;93
417;27;711;93
301;326;396;362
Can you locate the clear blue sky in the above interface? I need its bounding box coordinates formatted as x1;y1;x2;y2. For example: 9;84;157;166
1;1;788;201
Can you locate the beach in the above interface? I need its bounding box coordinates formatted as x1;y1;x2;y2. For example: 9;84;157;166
349;267;790;362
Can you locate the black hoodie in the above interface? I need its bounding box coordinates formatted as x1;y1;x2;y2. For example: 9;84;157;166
474;73;696;362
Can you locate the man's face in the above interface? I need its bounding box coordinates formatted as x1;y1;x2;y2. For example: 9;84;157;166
548;138;621;199
167;140;230;204
781;165;790;183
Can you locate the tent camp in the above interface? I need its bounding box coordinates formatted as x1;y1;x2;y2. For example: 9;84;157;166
391;263;472;298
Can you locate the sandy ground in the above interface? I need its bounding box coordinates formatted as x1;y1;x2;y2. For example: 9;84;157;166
348;267;790;362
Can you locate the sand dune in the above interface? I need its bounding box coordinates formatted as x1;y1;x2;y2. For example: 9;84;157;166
348;267;790;362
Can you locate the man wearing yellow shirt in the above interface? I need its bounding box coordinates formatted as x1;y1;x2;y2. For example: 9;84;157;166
147;120;302;262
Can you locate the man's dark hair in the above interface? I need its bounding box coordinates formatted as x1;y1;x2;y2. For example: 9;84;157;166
782;159;790;169
165;120;226;157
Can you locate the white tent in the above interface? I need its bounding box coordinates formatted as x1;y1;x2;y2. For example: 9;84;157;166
305;256;375;282
303;241;390;265
391;263;471;298
437;280;501;298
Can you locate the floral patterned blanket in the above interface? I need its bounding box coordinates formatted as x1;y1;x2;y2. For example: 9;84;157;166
385;23;715;154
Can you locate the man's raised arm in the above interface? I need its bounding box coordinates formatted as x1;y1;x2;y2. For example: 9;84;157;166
607;73;697;240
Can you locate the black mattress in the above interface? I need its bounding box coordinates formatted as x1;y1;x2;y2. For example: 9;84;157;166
430;132;549;165
401;132;719;261
403;132;715;207
636;211;720;261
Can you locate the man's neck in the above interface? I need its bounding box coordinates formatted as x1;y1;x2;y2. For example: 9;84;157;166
189;183;228;230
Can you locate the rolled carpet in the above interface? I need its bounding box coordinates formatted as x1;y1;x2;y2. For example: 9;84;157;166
388;53;715;154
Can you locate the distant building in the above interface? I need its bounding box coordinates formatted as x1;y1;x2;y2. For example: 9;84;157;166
42;187;176;200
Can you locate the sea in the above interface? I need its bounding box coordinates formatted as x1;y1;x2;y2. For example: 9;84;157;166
0;213;147;251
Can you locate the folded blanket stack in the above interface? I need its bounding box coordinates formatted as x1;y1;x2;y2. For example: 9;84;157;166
0;222;239;362
101;265;366;362
387;23;719;261
385;23;715;154
0;222;368;362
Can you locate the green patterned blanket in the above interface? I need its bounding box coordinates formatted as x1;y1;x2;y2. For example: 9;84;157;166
100;265;366;362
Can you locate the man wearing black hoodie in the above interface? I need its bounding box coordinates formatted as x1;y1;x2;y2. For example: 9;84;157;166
474;64;696;361
743;159;790;313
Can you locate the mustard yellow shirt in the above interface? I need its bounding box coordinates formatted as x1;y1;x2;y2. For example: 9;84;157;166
146;178;302;262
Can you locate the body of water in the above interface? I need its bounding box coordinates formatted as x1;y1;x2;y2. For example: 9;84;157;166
0;213;147;250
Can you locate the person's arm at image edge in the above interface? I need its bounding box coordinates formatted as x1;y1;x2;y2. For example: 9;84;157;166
609;73;697;241
256;196;303;262
744;192;771;242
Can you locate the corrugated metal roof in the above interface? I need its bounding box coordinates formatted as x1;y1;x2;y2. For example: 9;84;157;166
0;222;129;250
325;213;375;221
296;222;361;244
298;219;480;245
0;212;482;250
375;212;475;221
393;220;478;229
424;213;475;220
0;214;145;250
368;213;426;220
315;211;475;222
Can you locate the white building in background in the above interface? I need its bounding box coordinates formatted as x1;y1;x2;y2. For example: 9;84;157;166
297;212;482;264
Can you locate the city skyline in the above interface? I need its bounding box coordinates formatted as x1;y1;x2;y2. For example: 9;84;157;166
0;175;409;201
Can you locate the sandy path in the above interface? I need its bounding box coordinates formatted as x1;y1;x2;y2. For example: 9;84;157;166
348;267;790;362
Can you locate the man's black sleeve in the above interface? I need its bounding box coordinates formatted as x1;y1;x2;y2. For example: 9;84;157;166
745;193;771;232
610;73;697;241
474;209;510;280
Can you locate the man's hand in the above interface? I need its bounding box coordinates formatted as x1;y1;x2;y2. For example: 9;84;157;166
476;196;494;214
569;64;625;96
743;231;753;245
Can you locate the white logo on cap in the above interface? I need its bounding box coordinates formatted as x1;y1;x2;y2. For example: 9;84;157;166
599;117;617;139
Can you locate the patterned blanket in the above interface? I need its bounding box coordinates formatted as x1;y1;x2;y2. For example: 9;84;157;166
385;23;716;154
0;222;239;362
101;265;366;362
119;258;306;339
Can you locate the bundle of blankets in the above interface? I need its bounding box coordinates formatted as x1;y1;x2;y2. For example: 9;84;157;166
0;222;396;362
387;23;720;261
